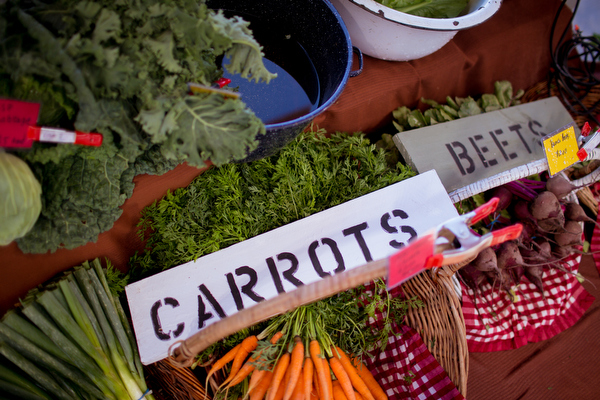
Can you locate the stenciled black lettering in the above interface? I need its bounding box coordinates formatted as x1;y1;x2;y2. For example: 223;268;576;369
278;253;304;288
150;297;184;341
489;129;517;160
508;124;532;154
309;238;345;278
342;222;373;262
266;257;285;294
380;209;417;249
267;253;305;294
225;272;244;311
528;119;544;137
198;284;226;319
445;141;475;175
235;266;265;304
468;134;499;168
197;294;213;329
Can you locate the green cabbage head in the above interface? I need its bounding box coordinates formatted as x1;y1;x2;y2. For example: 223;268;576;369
0;151;42;246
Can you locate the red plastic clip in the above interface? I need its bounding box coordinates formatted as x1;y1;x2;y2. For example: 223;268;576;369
27;126;103;147
577;148;588;162
582;122;592;137
214;77;232;88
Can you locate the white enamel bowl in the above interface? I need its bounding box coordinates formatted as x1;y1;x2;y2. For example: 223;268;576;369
329;0;502;61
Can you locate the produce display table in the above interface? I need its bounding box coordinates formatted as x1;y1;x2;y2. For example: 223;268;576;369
1;0;599;398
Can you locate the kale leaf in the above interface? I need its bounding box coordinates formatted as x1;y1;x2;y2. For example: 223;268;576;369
1;0;276;253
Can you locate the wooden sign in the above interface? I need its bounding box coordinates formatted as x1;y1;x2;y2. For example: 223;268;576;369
393;97;578;192
125;170;458;365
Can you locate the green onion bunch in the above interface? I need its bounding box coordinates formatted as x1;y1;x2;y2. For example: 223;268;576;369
0;259;153;400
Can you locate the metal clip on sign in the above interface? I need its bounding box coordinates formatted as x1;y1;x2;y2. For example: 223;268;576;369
386;197;523;289
430;197;523;267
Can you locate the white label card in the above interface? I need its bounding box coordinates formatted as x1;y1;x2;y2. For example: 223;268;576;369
125;170;458;364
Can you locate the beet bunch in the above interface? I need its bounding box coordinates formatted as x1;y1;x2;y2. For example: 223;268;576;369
458;174;592;300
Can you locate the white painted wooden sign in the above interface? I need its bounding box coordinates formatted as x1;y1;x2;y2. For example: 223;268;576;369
393;97;578;192
125;170;458;365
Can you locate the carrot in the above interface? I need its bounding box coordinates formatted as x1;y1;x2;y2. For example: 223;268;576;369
283;336;305;400
205;342;242;395
330;347;374;400
322;357;334;400
290;366;305;400
248;369;268;397
303;358;314;400
332;380;348;400
354;391;364;400
329;357;356;400
267;352;291;400
351;357;387;400
222;335;259;387
230;332;284;389
313;369;321;399
273;359;292;400
270;331;284;344
310;340;331;400
207;343;242;377
310;381;319;400
251;371;274;400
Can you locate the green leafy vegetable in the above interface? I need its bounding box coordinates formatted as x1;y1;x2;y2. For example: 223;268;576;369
0;259;152;399
130;130;415;275
392;81;524;132
0;0;277;253
377;0;468;18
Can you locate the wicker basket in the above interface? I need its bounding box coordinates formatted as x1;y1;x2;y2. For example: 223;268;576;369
143;261;470;399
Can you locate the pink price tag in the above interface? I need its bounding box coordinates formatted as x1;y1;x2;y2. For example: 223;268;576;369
387;232;436;289
0;99;40;148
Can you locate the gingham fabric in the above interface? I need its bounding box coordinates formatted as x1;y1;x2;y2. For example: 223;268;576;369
361;285;464;400
460;251;594;352
590;188;600;274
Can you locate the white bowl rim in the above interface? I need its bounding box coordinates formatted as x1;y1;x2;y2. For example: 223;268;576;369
345;0;503;31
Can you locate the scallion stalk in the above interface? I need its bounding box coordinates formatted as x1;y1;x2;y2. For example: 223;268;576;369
0;323;106;399
0;361;51;399
0;340;73;400
0;378;51;400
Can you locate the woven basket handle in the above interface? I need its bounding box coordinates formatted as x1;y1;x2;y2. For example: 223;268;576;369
170;258;389;366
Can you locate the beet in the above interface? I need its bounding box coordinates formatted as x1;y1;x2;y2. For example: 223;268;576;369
524;265;545;297
496;241;524;270
554;220;583;247
529;191;563;220
458;263;487;292
509;264;525;285
545;175;578;199
536;214;566;233
564;201;600;228
488;185;514;210
498;268;514;297
513;200;536;224
472;247;499;272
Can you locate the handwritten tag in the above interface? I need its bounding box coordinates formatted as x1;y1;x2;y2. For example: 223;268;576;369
387;231;436;289
0;99;40;148
542;122;580;176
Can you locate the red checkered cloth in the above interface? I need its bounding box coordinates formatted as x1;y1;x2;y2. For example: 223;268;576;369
460;251;594;352
590;188;600;274
361;285;464;400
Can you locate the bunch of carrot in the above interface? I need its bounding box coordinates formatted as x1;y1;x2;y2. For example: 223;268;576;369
205;332;387;400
